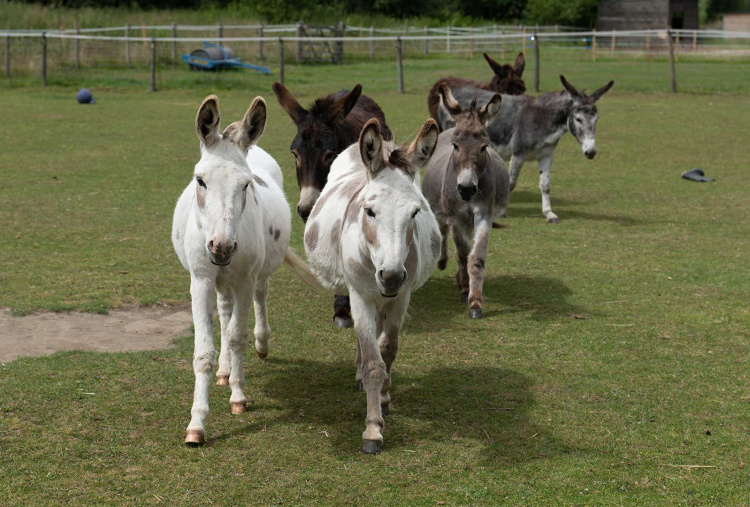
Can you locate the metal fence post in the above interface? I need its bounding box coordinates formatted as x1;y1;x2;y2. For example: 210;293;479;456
397;36;404;94
75;21;80;69
258;24;264;59
41;32;47;87
424;26;429;55
150;37;156;92
369;26;374;60
674;31;680;62
533;29;539;92
171;23;177;64
278;37;284;85
4;35;9;78
667;29;677;93
125;24;130;68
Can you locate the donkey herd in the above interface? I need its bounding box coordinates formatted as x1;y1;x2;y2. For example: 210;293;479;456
171;51;614;453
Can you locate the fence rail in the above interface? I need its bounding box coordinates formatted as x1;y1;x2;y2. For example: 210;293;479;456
2;27;750;93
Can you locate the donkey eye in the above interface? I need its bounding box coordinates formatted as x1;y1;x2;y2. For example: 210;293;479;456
452;143;459;152
324;151;336;163
365;208;376;218
411;208;420;218
480;145;487;152
242;182;250;191
196;177;206;188
575;118;583;124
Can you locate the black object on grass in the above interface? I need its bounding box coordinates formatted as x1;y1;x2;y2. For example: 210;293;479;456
682;168;714;182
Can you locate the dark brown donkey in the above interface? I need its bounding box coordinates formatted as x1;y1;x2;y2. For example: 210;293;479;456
422;84;510;319
272;82;392;328
427;52;526;124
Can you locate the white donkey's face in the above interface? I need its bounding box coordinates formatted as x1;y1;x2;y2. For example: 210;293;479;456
193;95;267;266
358;118;439;298
560;75;614;161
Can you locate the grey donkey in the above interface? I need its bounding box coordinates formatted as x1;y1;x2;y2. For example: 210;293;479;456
439;75;614;223
423;84;510;319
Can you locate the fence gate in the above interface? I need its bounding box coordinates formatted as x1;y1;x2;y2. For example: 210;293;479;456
295;22;345;63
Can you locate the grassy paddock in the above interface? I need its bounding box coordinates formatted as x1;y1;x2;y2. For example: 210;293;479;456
0;57;749;504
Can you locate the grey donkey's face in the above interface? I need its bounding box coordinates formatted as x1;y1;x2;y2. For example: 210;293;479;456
560;75;615;160
438;84;502;201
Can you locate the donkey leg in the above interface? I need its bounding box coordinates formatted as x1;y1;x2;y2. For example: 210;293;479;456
253;277;271;359
350;292;388;454
215;290;234;386
507;156;524;194
452;224;472;304
467;217;492;319
378;297;409;415
333;294;353;328
437;221;450;271
355;338;364;391
539;154;558;223
226;281;254;415
186;277;217;446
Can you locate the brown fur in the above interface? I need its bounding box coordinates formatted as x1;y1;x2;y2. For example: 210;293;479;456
253;175;268;188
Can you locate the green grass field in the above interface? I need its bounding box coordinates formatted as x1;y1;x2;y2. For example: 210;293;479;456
1;54;749;505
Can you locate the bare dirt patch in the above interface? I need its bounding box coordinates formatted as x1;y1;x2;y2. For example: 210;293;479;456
0;304;193;363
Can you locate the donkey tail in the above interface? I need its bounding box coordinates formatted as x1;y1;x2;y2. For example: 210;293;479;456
492;221;509;229
284;249;325;291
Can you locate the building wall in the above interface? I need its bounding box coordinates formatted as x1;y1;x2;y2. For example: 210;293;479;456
598;0;699;30
723;13;750;31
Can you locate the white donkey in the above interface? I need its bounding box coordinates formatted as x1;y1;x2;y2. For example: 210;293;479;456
172;94;315;446
304;118;442;454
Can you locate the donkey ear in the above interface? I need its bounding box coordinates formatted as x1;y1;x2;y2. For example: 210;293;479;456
233;96;267;154
514;52;525;77
560;75;584;100
483;53;507;79
331;84;363;119
408;119;439;170
478;94;502;127
272;82;307;124
589;80;614;102
438;83;463;118
196;95;221;149
359;118;385;177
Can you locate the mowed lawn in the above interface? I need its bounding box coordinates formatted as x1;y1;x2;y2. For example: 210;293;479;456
0;57;749;505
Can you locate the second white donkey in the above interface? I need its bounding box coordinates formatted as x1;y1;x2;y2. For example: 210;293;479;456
172;94;317;446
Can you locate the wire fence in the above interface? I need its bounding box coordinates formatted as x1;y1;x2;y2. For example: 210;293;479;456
2;26;750;94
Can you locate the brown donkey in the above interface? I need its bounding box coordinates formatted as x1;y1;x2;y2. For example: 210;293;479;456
427;52;526;124
273;82;392;328
422;84;510;319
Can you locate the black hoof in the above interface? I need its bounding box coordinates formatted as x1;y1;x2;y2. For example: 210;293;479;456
333;315;353;328
469;308;482;319
461;292;469;304
547;217;559;224
362;439;382;454
381;403;390;416
356;380;364;391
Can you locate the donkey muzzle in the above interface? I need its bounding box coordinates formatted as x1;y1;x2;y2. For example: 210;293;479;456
207;240;238;266
457;184;478;201
377;267;407;297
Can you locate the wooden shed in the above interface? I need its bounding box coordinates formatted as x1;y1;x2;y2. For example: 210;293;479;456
598;0;699;30
722;12;750;31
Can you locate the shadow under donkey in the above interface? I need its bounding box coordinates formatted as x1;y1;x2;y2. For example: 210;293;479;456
211;357;569;464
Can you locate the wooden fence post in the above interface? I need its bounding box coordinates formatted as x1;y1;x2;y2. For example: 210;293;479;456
501;27;505;60
592;29;597;62
469;27;473;59
446;25;451;53
646;29;650;55
4;35;9;78
397;36;404;94
611;29;616;57
667;29;677;93
41;32;47;87
171;23;177;64
295;22;303;62
278;37;284;85
150;37;156;92
258;25;264;60
75;21;80;69
692;30;697;51
217;23;223;43
533;28;539;92
522;26;526;55
424;26;429;55
369;26;374;60
125;24;130;68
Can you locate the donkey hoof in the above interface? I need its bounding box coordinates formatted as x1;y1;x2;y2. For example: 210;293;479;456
546;216;560;224
185;429;205;446
356;380;364;391
469;308;483;319
333;315;353;328
230;401;247;414
216;374;230;386
362;439;383;454
461;292;469;304
381;403;390;416
437;259;447;271
256;351;268;359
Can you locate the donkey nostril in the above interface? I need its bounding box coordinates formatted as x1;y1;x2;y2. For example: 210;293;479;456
208;240;214;250
232;242;238;253
378;269;385;283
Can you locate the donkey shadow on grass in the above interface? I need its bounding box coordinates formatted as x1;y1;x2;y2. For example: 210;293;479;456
507;189;643;226
218;357;571;465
